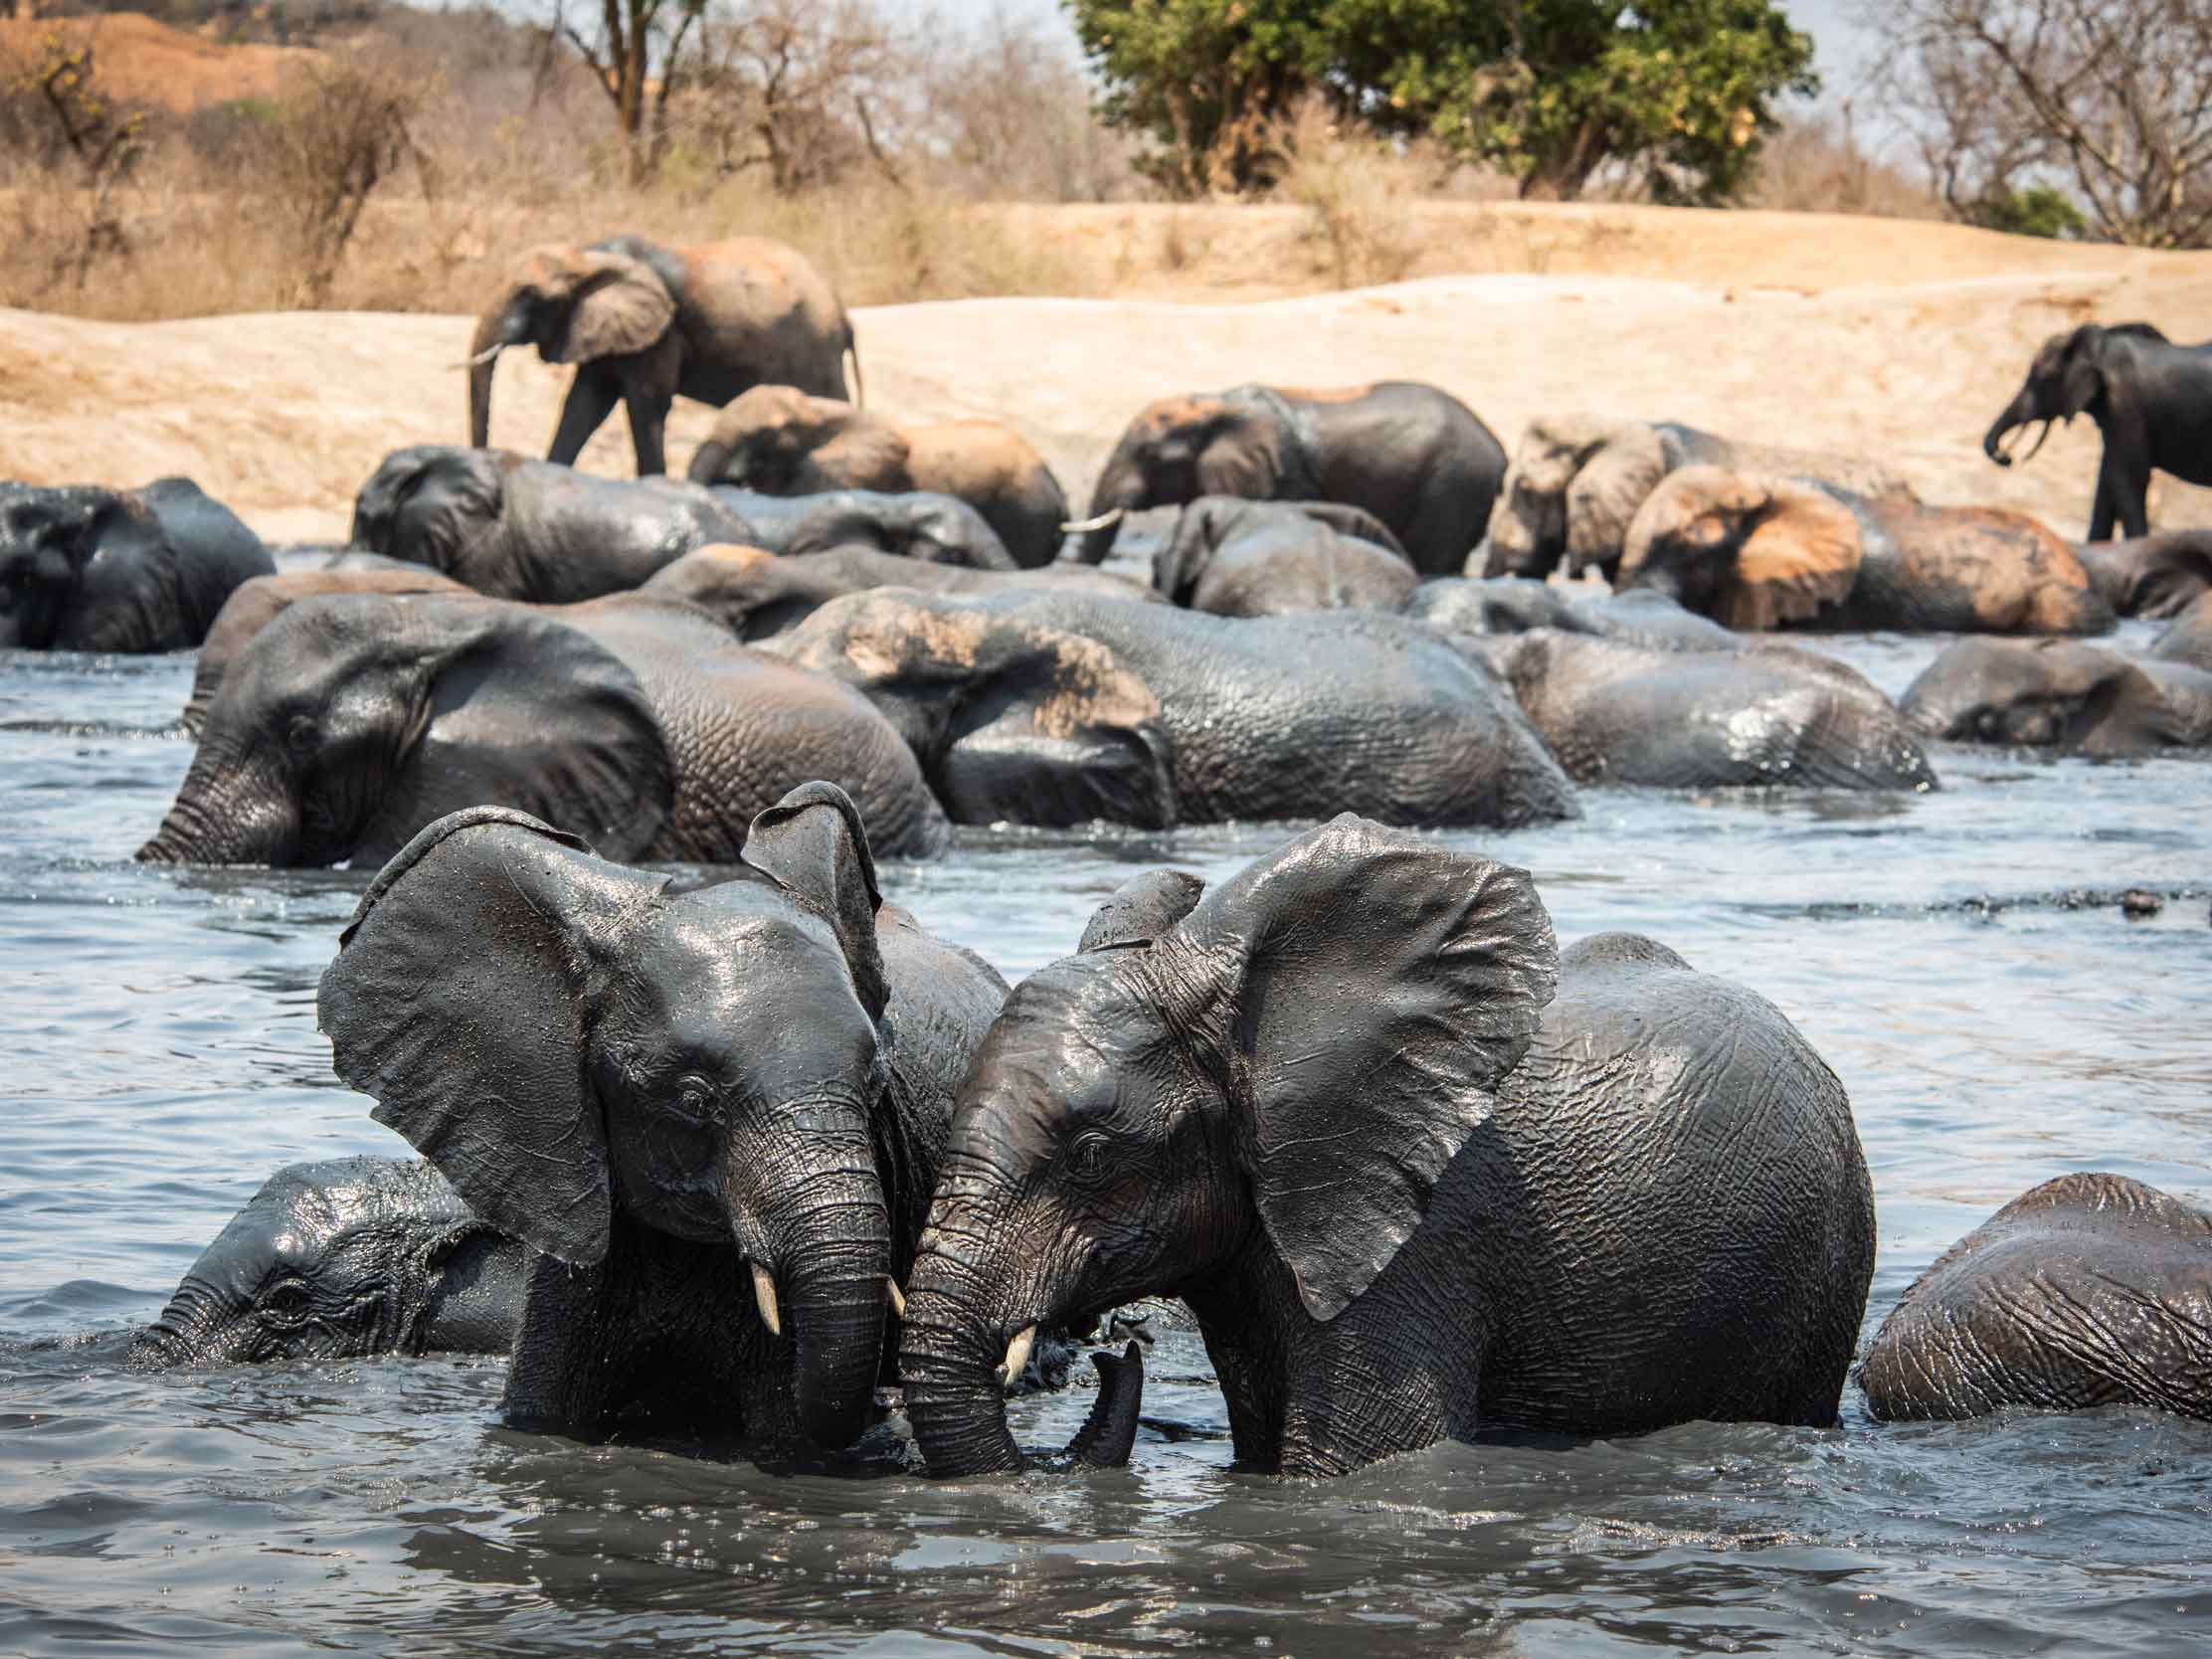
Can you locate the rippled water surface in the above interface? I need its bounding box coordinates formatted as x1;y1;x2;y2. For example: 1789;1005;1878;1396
3;623;2208;1657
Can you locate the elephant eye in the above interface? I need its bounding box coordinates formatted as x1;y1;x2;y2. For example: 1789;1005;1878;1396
1066;1130;1114;1183
1975;710;2003;740
284;714;319;756
259;1281;313;1326
668;1074;719;1127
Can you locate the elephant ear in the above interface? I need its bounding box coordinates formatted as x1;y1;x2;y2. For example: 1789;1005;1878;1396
558;252;676;365
1196;414;1284;501
1292;501;1409;560
1565;423;1667;577
1181;815;1559;1322
1078;868;1205;952
350;447;504;573
1730;479;1865;630
2059;328;2106;419
1152;499;1232;605
741;781;889;1020
320;808;645;1266
816;418;911;492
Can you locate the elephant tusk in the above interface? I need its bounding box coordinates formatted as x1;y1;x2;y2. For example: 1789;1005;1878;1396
751;1262;782;1338
2020;419;2056;463
995;1324;1036;1387
886;1277;907;1320
451;344;504;371
1059;507;1127;535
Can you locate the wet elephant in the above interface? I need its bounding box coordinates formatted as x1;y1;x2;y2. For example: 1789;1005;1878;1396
897;831;1877;1477
1404;577;1738;650
2075;530;2212;619
2150;592;2212;671
1899;637;2212;754
704;486;1016;569
1150;496;1417;618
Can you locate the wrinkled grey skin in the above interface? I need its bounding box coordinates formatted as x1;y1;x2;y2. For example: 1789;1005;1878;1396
899;829;1877;1478
768;588;1579;831
1861;1173;2212;1422
1899;637;2212;755
703;487;1015;569
351;446;758;603
1477;630;1938;790
2074;530;2212;619
2151;592;2212;671
128;1158;522;1371
138;590;947;866
1984;322;2212;540
1152;496;1417;618
319;790;1009;1451
0;478;273;652
1406;578;1738;650
640;544;1155;643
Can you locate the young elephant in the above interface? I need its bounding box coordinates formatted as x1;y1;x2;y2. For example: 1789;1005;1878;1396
898;826;1877;1478
1075;382;1505;576
127;1158;523;1371
320;789;1007;1448
466;235;857;477
1405;578;1738;650
138;590;947;866
1617;466;2114;635
1151;496;1418;618
703;487;1016;569
351;446;759;603
687;387;1067;568
1480;631;1938;790
1860;1173;2212;1422
639;544;1154;643
0;478;273;652
2074;530;2212;619
1483;416;1914;583
768;588;1579;830
1898;638;2212;754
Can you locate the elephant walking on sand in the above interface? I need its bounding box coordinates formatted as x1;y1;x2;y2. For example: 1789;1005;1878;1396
466;236;857;476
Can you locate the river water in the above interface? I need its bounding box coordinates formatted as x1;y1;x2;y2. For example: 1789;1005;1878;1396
2;616;2208;1657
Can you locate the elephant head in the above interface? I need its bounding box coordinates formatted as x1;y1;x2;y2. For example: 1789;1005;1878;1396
351;446;512;579
127;1158;515;1371
1483;416;1668;580
686;385;904;492
1074;395;1291;563
1983;323;2167;467
1618;466;1864;630
319;789;902;1449
0;483;129;649
898;817;1557;1475
1899;638;2190;756
467;243;678;450
137;592;669;867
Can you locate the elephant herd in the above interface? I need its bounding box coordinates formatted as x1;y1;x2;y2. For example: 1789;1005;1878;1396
8;238;2210;1483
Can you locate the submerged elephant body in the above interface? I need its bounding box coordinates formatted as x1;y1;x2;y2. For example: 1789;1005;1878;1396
1899;637;2212;754
0;478;273;652
1406;578;1738;650
2075;530;2212;619
2151;592;2212;671
1861;1174;2212;1422
898;828;1877;1478
704;487;1016;568
140;590;947;867
769;588;1578;830
1151;496;1418;618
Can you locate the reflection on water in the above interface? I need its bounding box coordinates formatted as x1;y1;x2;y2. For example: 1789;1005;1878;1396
2;639;2208;1657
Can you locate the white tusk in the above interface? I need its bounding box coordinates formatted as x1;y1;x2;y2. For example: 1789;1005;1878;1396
995;1324;1036;1387
450;344;504;371
751;1262;781;1338
886;1277;907;1319
1059;507;1127;535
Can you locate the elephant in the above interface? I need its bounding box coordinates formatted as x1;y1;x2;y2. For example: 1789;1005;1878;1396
351;446;761;603
1898;638;2212;755
2150;592;2212;671
686;387;1067;568
639;544;1155;643
317;787;1009;1448
1476;631;1939;790
137;589;948;867
767;589;1580;831
1404;577;1737;650
0;477;273;652
705;486;1016;569
1151;496;1418;618
896;828;1877;1478
1074;382;1505;576
1618;466;2115;635
127;1157;523;1371
1860;1173;2212;1422
1983;323;2212;541
466;235;857;477
185;565;471;733
2074;530;2212;619
1482;416;1915;584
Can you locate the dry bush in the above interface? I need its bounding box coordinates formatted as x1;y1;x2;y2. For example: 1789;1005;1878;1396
1264;97;1435;288
1742;112;1943;219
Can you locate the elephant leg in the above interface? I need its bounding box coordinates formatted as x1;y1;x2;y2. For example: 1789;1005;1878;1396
499;1247;635;1435
623;379;675;478
548;372;621;467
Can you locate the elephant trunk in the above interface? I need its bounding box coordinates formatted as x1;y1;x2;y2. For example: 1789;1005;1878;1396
1074;464;1143;565
1982;388;2040;466
686;439;734;486
896;1204;1028;1475
126;1282;237;1371
136;748;298;866
467;304;520;451
762;1133;895;1452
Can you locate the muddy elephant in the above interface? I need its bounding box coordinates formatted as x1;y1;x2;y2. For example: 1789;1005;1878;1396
1983;323;2212;541
319;788;1006;1448
1861;1174;2212;1422
897;830;1876;1477
1477;631;1938;790
1151;497;1417;618
2074;530;2212;618
768;588;1578;831
2151;592;2212;671
128;1157;523;1371
1899;637;2212;754
1617;466;2114;635
137;590;947;867
1405;578;1737;650
0;478;273;652
352;446;759;603
466;236;857;477
1075;382;1504;576
686;387;1067;568
1483;416;1914;584
640;544;1154;643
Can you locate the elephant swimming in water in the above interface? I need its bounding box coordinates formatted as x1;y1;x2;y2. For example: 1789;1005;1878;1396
1899;637;2212;755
